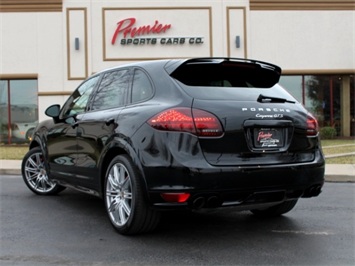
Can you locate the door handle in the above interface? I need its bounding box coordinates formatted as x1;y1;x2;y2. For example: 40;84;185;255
71;122;79;129
105;118;115;126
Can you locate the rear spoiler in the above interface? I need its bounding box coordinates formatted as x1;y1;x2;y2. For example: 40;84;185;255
165;57;281;75
166;57;282;88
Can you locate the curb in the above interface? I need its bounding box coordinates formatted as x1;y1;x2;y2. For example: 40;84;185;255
0;169;22;176
324;176;355;183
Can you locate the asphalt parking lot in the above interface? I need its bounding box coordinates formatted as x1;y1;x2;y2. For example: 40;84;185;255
1;174;354;266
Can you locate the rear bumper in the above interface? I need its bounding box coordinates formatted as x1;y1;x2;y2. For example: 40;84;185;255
135;128;325;210
144;157;325;210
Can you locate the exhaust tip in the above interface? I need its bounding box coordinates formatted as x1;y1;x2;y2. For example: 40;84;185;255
303;185;323;197
207;196;222;208
192;197;205;209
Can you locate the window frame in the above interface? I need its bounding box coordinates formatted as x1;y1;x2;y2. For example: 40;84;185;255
0;78;39;144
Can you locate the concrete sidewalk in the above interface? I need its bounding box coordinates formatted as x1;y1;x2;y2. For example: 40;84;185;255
0;160;354;182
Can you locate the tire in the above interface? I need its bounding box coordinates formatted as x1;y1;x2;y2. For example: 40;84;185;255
250;199;298;217
21;147;66;195
104;155;160;235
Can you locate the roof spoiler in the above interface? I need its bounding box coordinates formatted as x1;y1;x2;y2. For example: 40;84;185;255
166;57;282;88
164;57;282;77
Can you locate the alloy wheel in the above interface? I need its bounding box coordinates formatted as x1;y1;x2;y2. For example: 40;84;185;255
23;151;57;193
105;162;133;227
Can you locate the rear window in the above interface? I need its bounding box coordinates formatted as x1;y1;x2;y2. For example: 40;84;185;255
169;59;296;102
170;60;280;88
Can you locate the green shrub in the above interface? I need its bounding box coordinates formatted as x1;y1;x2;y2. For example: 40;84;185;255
320;126;337;139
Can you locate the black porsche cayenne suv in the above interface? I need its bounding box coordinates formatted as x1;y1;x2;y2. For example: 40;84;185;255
22;58;325;235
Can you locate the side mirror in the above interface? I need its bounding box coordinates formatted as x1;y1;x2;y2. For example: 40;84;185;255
45;104;61;118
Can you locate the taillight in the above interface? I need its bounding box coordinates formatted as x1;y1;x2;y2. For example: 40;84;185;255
192;109;223;137
307;114;319;136
148;107;223;137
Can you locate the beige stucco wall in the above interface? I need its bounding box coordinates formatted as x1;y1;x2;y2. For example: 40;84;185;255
1;0;354;122
249;10;355;71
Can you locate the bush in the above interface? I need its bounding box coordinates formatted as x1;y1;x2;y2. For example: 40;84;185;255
320;126;337;139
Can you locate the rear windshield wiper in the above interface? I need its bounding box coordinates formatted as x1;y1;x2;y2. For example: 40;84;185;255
257;94;295;104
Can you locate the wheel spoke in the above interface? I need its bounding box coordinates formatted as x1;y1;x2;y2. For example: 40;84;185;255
121;176;130;189
123;191;132;200
118;166;126;185
121;200;131;216
118;204;127;224
108;174;119;190
113;165;121;187
34;177;41;189
108;200;119;213
40;178;47;189
27;157;39;169
43;177;53;187
25;169;39;183
35;152;41;164
25;166;39;175
106;189;118;197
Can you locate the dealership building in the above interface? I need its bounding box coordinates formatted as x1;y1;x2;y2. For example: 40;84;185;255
0;0;354;143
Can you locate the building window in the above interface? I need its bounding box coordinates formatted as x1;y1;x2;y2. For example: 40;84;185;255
280;74;354;137
0;79;38;144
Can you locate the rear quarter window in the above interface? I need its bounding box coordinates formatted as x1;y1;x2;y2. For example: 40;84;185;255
131;69;154;103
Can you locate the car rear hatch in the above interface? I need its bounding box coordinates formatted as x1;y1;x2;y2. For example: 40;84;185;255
169;58;319;166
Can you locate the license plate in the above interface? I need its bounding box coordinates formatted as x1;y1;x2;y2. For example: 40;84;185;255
254;128;284;148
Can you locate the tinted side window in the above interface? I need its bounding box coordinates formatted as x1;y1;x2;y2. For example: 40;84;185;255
61;75;99;118
131;69;153;103
91;69;130;111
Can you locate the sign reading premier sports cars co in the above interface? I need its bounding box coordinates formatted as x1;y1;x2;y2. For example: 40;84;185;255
103;8;212;60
